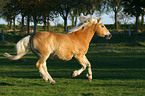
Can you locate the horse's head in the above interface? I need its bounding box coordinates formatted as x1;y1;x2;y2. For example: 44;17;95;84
94;17;112;39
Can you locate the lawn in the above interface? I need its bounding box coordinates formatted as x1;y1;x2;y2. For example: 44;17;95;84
0;33;145;96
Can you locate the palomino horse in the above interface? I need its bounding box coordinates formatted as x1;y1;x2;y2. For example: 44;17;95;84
4;17;111;84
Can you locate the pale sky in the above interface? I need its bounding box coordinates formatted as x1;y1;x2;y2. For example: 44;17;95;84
0;12;137;26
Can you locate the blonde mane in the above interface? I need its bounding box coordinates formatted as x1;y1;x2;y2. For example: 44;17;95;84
68;16;99;33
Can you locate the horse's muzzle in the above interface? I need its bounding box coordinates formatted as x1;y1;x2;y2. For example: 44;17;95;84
105;34;112;39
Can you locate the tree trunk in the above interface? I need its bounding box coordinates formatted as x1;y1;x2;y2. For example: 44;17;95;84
27;15;30;35
141;13;144;27
135;15;139;34
8;21;10;27
13;17;15;30
22;15;24;26
21;14;25;31
71;16;74;27
75;16;78;26
47;19;50;31
59;7;69;32
70;10;74;27
43;16;47;30
34;16;37;34
64;17;67;32
114;10;118;30
10;19;12;29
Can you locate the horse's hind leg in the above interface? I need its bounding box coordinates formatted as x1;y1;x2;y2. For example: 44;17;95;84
42;62;56;84
36;59;47;81
36;56;56;84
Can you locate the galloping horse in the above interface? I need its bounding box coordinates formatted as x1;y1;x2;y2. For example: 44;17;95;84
4;17;112;84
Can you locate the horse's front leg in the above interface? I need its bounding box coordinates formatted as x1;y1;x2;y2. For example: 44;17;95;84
72;55;92;81
84;56;92;82
72;55;87;77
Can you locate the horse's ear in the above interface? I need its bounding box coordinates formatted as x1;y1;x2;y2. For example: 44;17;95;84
97;17;101;23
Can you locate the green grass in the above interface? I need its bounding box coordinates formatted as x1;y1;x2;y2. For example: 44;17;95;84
1;38;145;96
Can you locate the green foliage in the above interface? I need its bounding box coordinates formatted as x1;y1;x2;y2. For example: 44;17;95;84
57;23;64;28
1;0;105;32
0;24;8;29
122;0;144;17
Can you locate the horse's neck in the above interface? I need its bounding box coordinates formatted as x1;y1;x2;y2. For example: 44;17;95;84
78;25;95;43
71;25;95;44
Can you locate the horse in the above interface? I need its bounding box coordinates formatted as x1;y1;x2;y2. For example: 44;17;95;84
3;17;112;85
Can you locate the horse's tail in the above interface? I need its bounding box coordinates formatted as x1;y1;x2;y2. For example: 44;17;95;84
3;35;31;60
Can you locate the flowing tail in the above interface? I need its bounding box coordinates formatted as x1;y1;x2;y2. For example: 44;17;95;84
3;35;31;60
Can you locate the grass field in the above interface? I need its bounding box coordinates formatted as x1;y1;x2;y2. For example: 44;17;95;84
1;32;145;96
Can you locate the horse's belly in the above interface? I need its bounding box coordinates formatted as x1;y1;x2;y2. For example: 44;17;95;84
51;37;75;61
49;53;73;61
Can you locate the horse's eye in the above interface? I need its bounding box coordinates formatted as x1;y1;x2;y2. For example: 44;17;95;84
101;25;104;28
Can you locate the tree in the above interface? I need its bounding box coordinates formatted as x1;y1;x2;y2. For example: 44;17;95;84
122;0;144;33
37;0;58;31
2;0;19;30
69;0;103;27
81;0;103;15
140;0;145;27
0;0;10;27
69;8;79;27
17;0;57;33
55;0;103;31
53;0;76;31
103;0;123;30
0;0;10;13
16;0;32;34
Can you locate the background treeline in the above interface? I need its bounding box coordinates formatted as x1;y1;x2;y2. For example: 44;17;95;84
0;0;145;34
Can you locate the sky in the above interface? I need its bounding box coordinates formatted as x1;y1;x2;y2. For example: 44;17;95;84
0;12;137;26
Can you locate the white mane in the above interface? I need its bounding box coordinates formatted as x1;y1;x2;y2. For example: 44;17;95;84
68;16;99;33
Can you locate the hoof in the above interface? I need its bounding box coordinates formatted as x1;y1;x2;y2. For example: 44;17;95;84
86;73;92;82
71;70;78;78
42;79;48;83
43;77;48;82
50;81;57;85
71;72;76;78
71;72;74;78
88;79;92;82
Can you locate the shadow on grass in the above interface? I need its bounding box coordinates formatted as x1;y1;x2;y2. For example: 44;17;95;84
0;82;14;86
0;71;40;79
1;52;145;80
91;33;145;44
92;69;145;80
1;68;145;81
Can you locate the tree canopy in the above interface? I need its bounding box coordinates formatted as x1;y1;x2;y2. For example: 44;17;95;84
122;0;145;33
0;0;145;33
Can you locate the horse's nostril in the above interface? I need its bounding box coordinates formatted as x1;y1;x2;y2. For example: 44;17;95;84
105;34;112;39
109;34;112;38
